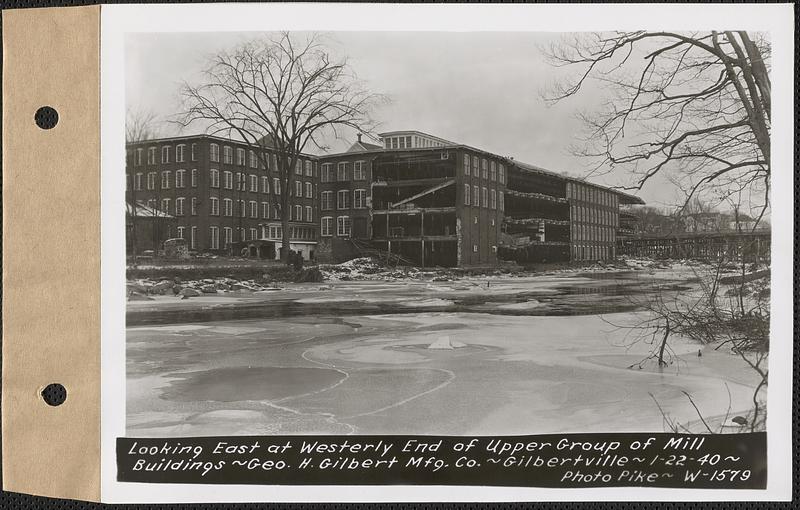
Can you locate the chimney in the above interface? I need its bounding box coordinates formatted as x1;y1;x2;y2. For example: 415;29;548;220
357;133;362;143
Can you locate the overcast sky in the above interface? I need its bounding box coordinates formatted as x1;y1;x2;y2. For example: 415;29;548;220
126;31;686;208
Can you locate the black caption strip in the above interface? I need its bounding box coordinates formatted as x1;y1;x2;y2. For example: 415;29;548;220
118;433;766;489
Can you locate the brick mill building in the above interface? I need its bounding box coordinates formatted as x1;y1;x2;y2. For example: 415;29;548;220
125;130;643;266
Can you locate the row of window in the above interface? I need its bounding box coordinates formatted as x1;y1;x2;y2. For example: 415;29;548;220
567;182;618;208
320;189;367;210
573;205;618;227
574;245;614;261
205;225;317;250
383;135;444;149
135;144;200;166
320;161;367;183
320;216;353;237
135;143;315;177
463;184;504;210
131;170;199;191
463;154;506;184
572;224;616;243
207;170;312;198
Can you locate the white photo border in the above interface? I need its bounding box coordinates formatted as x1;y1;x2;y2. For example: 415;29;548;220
101;2;794;503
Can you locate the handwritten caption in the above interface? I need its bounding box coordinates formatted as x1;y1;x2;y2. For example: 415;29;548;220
117;433;766;489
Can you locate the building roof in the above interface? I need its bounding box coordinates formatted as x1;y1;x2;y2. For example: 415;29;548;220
126;201;174;219
378;130;455;145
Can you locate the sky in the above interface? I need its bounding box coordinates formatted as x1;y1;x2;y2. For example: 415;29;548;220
126;31;694;209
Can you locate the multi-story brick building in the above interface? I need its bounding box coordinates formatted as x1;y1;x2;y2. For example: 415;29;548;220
125;130;643;265
126;135;319;260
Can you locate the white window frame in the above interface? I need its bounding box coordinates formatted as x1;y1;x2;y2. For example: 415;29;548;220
305;182;313;198
191;197;197;215
337;189;349;210
224;171;233;190
353;189;366;209
210;168;220;188
223;146;233;164
464;184;470;205
223;198;233;217
249;150;258;168
176;144;186;163
261;202;270;219
321;163;333;183
210;197;219;216
249;201;258;218
161;146;170;164
305;205;313;222
250;174;258;192
463;154;470;176
305;160;313;177
176;197;185;216
354;161;366;180
321;216;333;236
175;169;185;188
210;226;219;250
236;148;246;166
337;216;351;237
337;162;348;181
161;171;171;189
191;169;198;187
321;191;333;210
262;176;270;194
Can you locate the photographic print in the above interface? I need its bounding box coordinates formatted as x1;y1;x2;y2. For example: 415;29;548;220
100;3;793;502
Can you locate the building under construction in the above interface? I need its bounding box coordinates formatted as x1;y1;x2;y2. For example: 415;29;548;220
318;130;643;267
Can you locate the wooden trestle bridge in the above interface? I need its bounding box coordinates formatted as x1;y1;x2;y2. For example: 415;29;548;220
617;230;771;262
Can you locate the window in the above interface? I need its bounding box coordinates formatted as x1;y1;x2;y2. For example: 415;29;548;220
135;148;143;166
224;171;233;189
337;189;350;209
209;226;219;250
176;198;185;216
191;197;197;215
305;206;313;222
472;156;479;176
176;144;186;163
175;169;185;188
273;178;281;195
147;172;156;190
190;226;197;249
295;181;303;197
223;227;233;246
134;173;143;191
191;169;198;187
473;244;478;253
161;198;170;214
191;143;198;162
250;228;257;241
321;163;333;182
490;161;497;181
239;200;246;218
482;187;488;209
305;160;313;176
161;171;171;189
354;161;366;180
223;199;232;217
306;182;313;198
273;204;282;220
321;191;333;210
481;159;488;179
261;176;269;193
249;150;258;168
236;172;245;191
499;164;505;184
353;189;366;209
321;217;333;236
250;174;258;192
463;154;470;176
490;189;496;210
295;159;303;175
499;192;504;212
161;146;170;164
146;199;156;210
337;216;351;236
210;169;219;188
294;205;302;221
250;201;258;218
236;148;246;166
147;147;157;165
464;184;470;205
223;146;233;164
337;162;348;181
261;202;269;219
473;185;480;207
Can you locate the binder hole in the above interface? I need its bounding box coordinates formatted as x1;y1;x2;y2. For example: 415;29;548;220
41;383;67;406
35;106;59;129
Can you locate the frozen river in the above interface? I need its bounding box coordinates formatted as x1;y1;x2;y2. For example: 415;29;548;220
126;269;762;437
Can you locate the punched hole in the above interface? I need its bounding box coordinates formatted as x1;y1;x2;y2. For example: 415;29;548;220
41;383;67;406
35;106;59;130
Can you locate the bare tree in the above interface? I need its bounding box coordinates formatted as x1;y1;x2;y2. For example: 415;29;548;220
177;32;382;262
126;108;163;264
544;31;771;215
